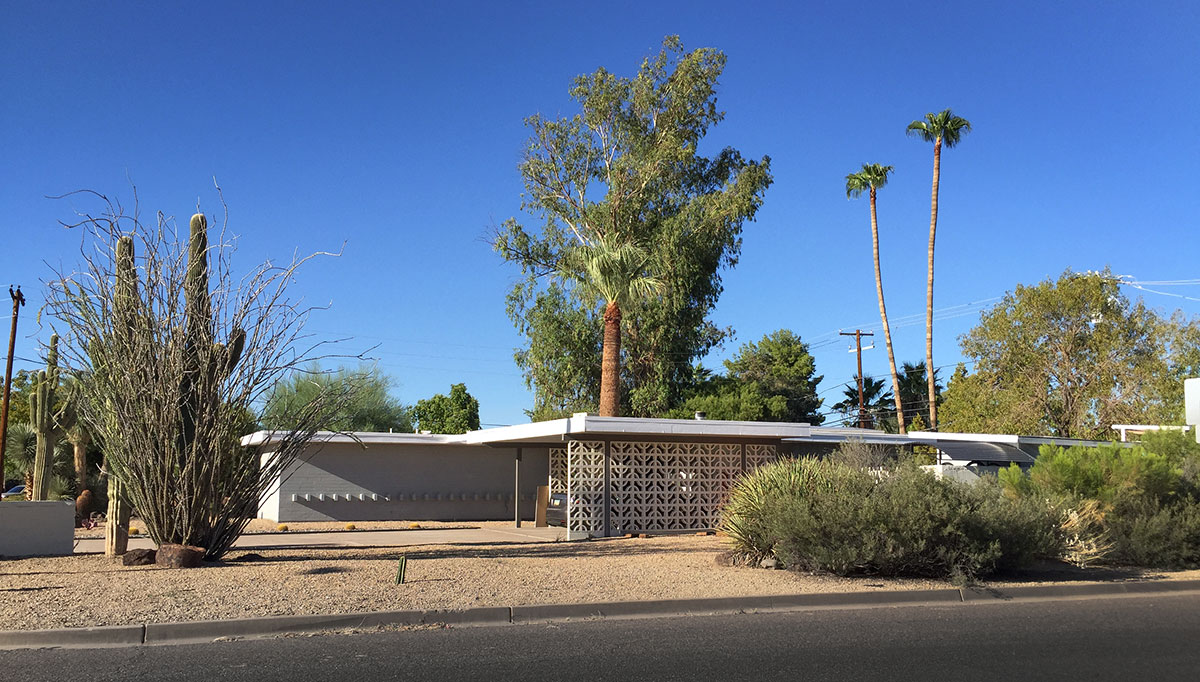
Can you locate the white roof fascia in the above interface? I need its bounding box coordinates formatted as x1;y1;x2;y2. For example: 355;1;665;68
240;430;466;448
463;414;811;445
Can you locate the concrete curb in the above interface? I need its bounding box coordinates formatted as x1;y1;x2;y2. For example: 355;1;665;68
5;580;1200;650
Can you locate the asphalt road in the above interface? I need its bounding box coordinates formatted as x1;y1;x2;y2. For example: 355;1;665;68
10;594;1200;681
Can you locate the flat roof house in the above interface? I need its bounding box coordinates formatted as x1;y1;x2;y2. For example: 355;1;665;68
247;415;1116;537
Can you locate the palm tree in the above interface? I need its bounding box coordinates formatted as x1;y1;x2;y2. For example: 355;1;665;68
571;236;662;417
897;361;943;427
832;374;893;429
846;163;906;434
907;109;971;430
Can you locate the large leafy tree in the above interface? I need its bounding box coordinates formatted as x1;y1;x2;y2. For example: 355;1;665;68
262;364;413;433
671;329;824;423
907;109;971;430
939;270;1199;439
415;383;481;434
846;163;905;433
495;36;773;419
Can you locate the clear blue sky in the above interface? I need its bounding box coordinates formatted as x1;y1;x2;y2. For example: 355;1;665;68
3;1;1198;427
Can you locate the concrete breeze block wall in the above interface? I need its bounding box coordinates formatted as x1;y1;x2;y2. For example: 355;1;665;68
259;441;550;522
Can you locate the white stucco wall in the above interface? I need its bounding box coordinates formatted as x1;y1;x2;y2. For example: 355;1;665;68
0;501;75;557
258;441;550;522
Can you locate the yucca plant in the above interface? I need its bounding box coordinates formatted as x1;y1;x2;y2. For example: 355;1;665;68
720;457;834;563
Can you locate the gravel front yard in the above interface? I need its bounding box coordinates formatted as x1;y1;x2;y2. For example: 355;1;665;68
3;532;1197;632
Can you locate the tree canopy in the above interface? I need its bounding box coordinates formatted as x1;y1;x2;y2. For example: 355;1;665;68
494;35;773;420
262;364;413;433
415;383;481;434
939;269;1200;439
670;330;823;424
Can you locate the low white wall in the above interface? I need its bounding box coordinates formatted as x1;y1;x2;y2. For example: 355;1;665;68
0;501;75;557
260;441;549;523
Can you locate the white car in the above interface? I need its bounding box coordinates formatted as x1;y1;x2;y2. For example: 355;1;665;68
1;484;26;500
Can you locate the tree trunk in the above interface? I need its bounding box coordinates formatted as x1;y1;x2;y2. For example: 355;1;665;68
925;137;942;430
870;188;906;435
598;301;622;417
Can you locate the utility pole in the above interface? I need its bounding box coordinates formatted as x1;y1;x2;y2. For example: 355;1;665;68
840;329;874;429
0;286;26;481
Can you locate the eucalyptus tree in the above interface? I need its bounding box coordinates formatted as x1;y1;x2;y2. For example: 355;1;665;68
495;36;772;419
846;163;905;433
907;109;971;430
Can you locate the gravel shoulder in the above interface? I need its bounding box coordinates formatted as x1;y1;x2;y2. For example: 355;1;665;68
3;531;1199;632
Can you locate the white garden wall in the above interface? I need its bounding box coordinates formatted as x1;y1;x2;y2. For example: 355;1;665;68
0;501;75;557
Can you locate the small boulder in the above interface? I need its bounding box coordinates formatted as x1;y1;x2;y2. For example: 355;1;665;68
155;544;206;568
760;557;779;570
714;550;738;567
121;548;156;566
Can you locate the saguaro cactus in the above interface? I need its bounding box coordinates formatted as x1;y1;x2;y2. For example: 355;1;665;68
29;335;60;500
105;235;136;556
179;213;243;455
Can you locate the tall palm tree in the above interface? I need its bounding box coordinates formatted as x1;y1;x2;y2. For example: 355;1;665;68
846;163;906;434
571;236;662;417
907;109;971;430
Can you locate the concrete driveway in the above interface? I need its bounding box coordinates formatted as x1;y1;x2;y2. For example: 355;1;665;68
73;525;567;554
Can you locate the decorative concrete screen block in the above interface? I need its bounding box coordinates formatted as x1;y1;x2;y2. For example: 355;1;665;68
566;440;606;536
549;447;567;495
745;444;777;470
608;441;745;533
0;501;75;557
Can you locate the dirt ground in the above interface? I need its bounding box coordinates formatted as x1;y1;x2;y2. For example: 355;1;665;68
3;529;1198;632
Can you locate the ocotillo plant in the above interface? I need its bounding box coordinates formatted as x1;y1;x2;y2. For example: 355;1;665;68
29;335;60;500
45;193;359;562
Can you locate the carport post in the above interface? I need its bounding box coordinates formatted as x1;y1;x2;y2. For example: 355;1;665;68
514;448;522;528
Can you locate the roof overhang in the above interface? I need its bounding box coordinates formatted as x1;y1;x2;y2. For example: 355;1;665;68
240;430;465;448
461;414;812;446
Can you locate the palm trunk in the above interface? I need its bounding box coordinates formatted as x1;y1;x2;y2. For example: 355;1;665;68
598;301;622;417
870;188;906;435
925;137;942;430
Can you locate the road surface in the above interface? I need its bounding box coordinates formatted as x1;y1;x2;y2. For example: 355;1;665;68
9;592;1199;681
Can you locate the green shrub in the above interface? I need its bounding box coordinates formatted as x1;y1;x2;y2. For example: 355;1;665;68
1105;497;1200;568
1000;439;1200;568
727;461;1058;580
1026;443;1181;507
720;457;850;563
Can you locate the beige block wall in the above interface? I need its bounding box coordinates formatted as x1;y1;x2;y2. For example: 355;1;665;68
259;441;550;522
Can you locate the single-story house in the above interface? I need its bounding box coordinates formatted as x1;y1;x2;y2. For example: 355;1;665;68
247;414;1119;537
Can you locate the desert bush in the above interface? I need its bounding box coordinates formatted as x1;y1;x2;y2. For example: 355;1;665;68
724;460;1057;580
999;438;1200;568
720;457;852;563
1104;497;1200;568
1024;443;1180;506
826;438;898;470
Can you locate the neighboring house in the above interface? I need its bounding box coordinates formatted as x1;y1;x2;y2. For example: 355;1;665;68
248;414;1120;536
